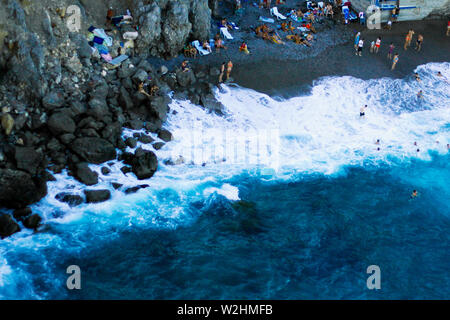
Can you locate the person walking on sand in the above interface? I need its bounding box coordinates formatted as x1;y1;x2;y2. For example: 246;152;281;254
226;60;233;81
356;38;364;56
219;62;225;83
387;42;394;59
415;34;423;52
391;53;399;70
374;37;381;53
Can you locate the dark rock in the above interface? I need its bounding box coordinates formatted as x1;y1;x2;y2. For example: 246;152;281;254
157;129;173;142
15;147;43;175
74;162;98;186
13;207;32;221
138;135;154;144
200;93;224;114
88;98;110;120
130;148;158;180
125;137;138;148
84;189;111;203
176;69;196;87
121;166;133;175
126;119;144;130
132;69;149;84
48;112;76;135
55;192;83;207
42;90;65;110
70;137;117;164
23;214;42;230
101;167;111;175
59;133;76;145
124;184;149;194
0;213;21;239
0;169;47;208
148;96;170;122
119;86;134;109
153;142;165;150
112;183;123;190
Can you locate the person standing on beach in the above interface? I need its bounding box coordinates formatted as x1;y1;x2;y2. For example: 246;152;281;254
356;38;364;56
226;60;233;81
374;37;381;53
370;40;375;53
447;20;450;36
415;34;423;52
387;42;395;59
219;62;225;83
354;32;360;51
391;53;399;70
404;32;411;50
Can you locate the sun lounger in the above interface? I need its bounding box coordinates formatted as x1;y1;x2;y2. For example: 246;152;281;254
270;7;287;20
259;16;275;23
192;40;210;56
108;54;129;66
220;27;233;40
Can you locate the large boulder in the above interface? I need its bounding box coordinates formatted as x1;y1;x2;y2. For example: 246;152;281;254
0;169;47;208
42;90;65;110
14;147;44;175
135;2;162;56
70;137;117;164
129;148;158;180
23;214;42;230
74;162;98;186
55;192;83;207
0;213;21;239
84;189;111;203
47;112;76;135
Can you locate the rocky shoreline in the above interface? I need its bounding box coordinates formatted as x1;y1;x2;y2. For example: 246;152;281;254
0;0;448;239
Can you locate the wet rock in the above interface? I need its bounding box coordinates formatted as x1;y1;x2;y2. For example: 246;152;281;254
112;183;123;190
200;93;224;114
70;137;117;164
125;137;138;148
59;133;76;145
0;213;21;239
13;207;32;221
84;189;111;203
74;162;98;186
138;134;154;144
157;129;173;142
153;142;165;150
14;147;43;175
23;214;42;230
124;184;150;194
190;0;211;40
64;55;83;74
55;192;83;207
132;69;148;84
48;112;76;135
176;69;196;87
0;169;47;208
121;166;133;175
129;148;158;180
101;167;111;175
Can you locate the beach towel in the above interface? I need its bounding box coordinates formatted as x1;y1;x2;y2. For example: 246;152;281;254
108;54;129;66
259;16;275;23
220;27;233;40
101;53;113;62
270;7;287;20
93;28;113;46
228;22;240;30
192;40;210;56
297;27;308;32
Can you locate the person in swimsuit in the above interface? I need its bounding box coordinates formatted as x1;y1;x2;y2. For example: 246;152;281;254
411;190;418;198
226;60;233;81
417;90;423;99
360;105;367;117
415;72;421;82
374;37;381;53
391;53;399;70
415;34;423;51
387;42;394;59
404;33;411;50
181;60;189;72
218;62;225;83
447;20;450;36
239;42;250;54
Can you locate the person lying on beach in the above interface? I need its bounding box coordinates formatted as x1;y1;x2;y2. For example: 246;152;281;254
202;40;212;53
138;82;151;98
214;34;227;52
281;22;288;32
270;34;285;45
287;21;296;33
239;42;250;54
305;33;314;42
305;23;316;33
181;60;189;72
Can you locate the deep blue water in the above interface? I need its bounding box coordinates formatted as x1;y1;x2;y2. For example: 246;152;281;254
3;154;448;299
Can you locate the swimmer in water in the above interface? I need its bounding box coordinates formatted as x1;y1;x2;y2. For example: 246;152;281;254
375;139;380;145
447;144;450;150
437;71;443;77
415;72;421;82
417;90;423;99
360;105;367;117
411;190;418;198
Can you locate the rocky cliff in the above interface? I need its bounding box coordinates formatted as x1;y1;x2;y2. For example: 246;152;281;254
0;0;221;238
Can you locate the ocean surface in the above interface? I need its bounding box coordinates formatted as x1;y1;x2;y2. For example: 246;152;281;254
0;62;449;299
